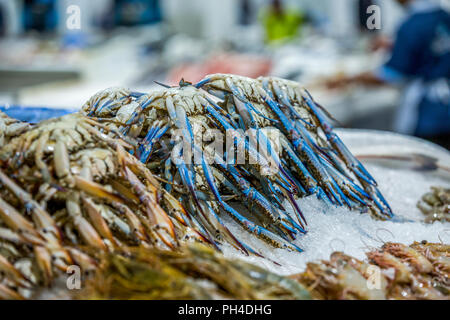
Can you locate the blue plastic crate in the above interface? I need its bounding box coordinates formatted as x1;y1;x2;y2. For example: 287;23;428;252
0;106;77;123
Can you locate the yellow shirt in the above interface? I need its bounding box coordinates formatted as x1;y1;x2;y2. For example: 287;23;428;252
261;8;303;43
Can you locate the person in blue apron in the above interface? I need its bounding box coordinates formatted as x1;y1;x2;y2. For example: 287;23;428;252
328;0;450;148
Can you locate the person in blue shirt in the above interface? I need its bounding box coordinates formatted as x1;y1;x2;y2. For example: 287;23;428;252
329;0;450;147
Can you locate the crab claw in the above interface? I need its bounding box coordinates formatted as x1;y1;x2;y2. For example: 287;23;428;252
34;246;53;287
0;284;25;300
0;196;39;238
199;147;303;253
0;254;31;288
66;192;107;250
123;167;177;247
303;92;377;186
74;176;126;204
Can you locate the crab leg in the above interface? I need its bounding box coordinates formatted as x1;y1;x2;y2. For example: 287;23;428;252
220;173;301;238
0;284;24;300
205;102;296;193
34;246;53;286
197;145;303;252
216;159;306;233
0;196;40;238
263;78;312;128
182;197;220;248
34;131;51;182
166;99;206;219
138;122;169;163
66;192;107;250
302;91;377;186
0;173;73;267
232;95;258;129
67;247;98;273
204;95;240;129
74;176;125;204
0;253;30;287
363;183;394;219
256;87;350;205
52;141;68;174
81;196;117;246
199;200;249;254
163;157;174;192
123;166;176;248
111;202;150;244
201;200;271;259
278;132;321;196
162;190;189;226
266;180;289;209
318;154;369;206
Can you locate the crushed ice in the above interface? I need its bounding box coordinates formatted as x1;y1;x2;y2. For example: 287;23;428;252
220;130;450;275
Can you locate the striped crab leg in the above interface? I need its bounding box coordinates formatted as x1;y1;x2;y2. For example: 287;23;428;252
259;77;393;217
137;121;169;163
302;90;377;187
302;92;392;217
196;144;303;252
261;78;313;128
214;157;306;234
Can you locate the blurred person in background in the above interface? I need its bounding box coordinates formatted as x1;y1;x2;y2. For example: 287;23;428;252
260;0;304;44
113;0;161;27
23;0;57;33
328;0;450;148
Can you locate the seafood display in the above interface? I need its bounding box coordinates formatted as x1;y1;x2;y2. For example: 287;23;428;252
292;241;449;300
81;74;393;255
4;74;434;301
0;111;31;148
417;186;450;223
76;244;311;300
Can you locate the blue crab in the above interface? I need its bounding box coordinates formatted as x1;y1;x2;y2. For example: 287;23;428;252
81;74;394;257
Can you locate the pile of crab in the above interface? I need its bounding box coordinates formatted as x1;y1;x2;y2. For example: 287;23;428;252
0;74;393;299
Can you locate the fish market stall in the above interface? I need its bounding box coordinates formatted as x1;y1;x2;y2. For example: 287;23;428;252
0;0;449;303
